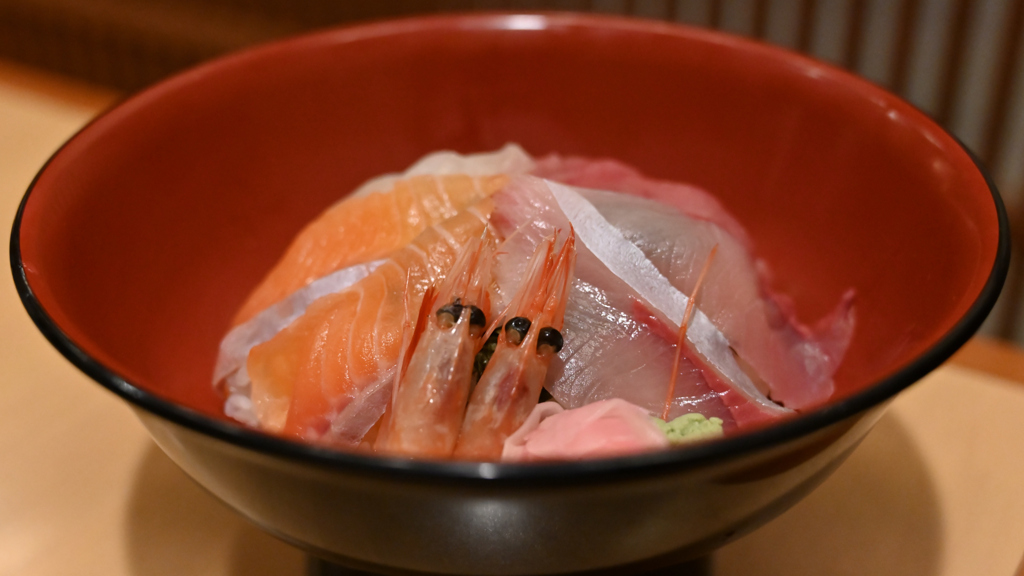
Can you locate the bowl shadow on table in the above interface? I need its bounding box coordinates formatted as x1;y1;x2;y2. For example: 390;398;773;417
123;443;306;576
712;412;943;576
121;411;941;576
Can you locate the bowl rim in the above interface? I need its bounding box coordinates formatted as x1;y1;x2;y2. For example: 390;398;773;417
9;11;1012;485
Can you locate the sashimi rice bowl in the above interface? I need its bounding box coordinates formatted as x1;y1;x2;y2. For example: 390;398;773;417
12;13;1008;575
218;144;857;462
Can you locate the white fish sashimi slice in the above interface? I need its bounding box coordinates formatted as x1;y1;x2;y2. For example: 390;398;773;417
545;180;790;417
532;154;754;250
583;188;854;410
350;143;535;199
552;275;735;426
489;176;790;425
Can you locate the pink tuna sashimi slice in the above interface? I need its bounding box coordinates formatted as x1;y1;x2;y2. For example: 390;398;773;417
490;176;792;429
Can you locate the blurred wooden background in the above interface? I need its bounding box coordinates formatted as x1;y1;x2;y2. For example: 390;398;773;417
2;0;1022;341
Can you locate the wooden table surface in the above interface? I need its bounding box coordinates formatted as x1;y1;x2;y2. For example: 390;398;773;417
2;59;1023;576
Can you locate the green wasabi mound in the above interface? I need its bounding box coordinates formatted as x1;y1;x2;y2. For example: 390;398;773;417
652;413;724;444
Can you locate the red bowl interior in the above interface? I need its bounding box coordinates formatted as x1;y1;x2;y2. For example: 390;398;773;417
16;14;1000;423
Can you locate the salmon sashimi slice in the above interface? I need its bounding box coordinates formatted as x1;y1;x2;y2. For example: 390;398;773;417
233;173;509;326
245;201;495;444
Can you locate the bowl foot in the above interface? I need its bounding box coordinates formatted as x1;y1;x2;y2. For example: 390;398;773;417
306;555;712;576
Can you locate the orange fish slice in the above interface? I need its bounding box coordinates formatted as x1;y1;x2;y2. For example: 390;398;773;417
245;201;495;443
234;174;508;325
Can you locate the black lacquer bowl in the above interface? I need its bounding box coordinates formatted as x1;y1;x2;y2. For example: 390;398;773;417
11;13;1009;575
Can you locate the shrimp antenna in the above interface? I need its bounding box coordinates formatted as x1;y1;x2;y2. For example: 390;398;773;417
539;228;576;325
485;232;556;337
661;244;719;421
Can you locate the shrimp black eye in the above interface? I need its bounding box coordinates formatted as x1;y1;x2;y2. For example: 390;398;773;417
472;329;501;382
436;301;464;329
468;305;486;328
467;305;486;338
504;316;531;345
537;327;563;355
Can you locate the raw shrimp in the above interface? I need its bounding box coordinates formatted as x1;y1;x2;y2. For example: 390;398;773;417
453;231;576;460
378;235;495;458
